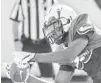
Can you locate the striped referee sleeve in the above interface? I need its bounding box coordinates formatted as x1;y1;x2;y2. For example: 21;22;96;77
10;0;24;22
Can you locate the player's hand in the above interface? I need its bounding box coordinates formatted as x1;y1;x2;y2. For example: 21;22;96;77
10;62;30;82
2;62;11;79
72;56;84;69
3;62;30;82
13;51;36;66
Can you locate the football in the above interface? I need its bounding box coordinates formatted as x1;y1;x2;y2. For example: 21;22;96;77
10;62;30;82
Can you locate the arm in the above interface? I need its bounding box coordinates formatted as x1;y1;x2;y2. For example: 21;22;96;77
31;36;88;65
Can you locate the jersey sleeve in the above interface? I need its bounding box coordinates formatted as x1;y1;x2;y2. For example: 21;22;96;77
10;0;24;22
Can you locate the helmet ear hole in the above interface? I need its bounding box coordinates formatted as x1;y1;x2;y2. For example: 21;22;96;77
67;18;70;24
70;16;72;20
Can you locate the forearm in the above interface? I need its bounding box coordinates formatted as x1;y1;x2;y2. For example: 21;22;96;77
32;50;74;65
27;75;51;83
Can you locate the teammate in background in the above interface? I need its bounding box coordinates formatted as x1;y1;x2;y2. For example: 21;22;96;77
4;4;101;83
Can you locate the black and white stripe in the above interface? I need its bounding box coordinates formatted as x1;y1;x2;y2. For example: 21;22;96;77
10;0;54;40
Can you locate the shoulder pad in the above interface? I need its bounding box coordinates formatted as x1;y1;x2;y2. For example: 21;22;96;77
77;24;94;35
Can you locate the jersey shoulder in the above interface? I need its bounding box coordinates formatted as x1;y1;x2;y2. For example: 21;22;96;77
67;14;95;43
73;14;94;38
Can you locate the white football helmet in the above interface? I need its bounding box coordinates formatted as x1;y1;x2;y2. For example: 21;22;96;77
43;4;77;44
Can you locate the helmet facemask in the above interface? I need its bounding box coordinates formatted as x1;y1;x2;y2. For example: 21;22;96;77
43;16;64;44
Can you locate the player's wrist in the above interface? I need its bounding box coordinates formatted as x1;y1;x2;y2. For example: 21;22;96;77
28;53;38;64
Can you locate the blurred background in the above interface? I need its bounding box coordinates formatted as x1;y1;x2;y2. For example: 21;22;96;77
1;0;101;83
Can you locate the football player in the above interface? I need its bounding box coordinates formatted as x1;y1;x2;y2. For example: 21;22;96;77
4;4;101;83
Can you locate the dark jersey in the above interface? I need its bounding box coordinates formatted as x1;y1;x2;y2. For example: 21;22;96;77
61;14;101;82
